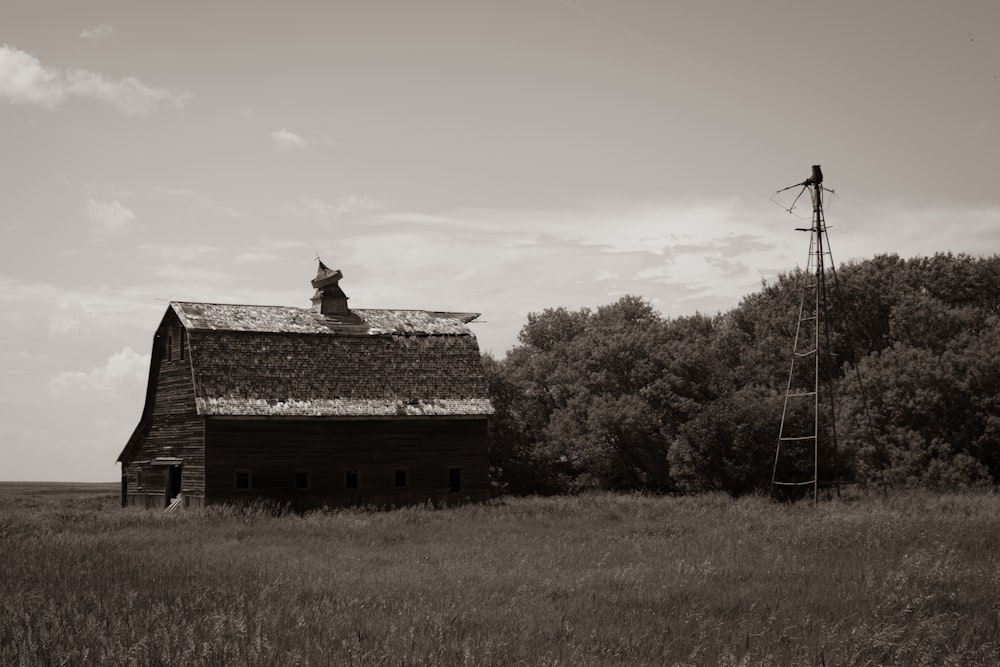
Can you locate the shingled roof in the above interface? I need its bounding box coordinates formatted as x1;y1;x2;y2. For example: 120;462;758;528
173;302;481;336
174;302;493;418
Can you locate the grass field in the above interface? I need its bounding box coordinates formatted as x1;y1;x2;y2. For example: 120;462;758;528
1;483;998;666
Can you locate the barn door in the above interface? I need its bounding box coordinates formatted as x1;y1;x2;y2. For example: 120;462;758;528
166;464;182;507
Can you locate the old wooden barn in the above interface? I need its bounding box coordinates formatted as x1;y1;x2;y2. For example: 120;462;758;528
117;263;493;510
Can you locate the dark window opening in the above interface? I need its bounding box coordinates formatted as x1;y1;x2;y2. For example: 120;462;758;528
166;331;173;361
235;470;251;490
295;471;309;490
179;328;185;360
345;470;359;489
394;469;408;488
448;468;462;493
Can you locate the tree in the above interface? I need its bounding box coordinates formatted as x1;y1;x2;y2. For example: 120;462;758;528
836;339;994;488
481;353;553;494
486;253;1000;495
668;386;784;495
485;296;713;492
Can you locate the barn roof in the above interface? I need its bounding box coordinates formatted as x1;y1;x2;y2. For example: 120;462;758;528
172;302;482;336
171;302;493;418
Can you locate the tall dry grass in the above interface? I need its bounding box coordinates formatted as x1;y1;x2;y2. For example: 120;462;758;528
1;484;998;665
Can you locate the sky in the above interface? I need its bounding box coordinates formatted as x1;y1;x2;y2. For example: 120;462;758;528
2;0;999;482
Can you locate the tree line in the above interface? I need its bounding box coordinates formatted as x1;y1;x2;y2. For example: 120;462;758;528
483;253;1000;495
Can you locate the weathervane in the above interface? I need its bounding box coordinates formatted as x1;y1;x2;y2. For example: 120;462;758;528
314;251;329;272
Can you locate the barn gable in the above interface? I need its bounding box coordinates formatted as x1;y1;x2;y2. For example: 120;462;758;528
118;306;203;506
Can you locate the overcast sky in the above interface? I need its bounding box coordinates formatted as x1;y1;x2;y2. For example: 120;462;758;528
3;0;999;482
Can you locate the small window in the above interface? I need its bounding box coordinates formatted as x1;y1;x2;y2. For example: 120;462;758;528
295;471;309;490
345;470;359;489
394;469;408;488
448;468;462;493
179;328;186;360
166;331;173;361
235;469;251;490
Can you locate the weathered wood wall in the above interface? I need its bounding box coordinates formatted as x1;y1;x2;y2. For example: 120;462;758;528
122;320;205;507
204;417;490;509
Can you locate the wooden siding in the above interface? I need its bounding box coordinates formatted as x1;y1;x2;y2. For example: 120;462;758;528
123;318;205;507
204;417;489;509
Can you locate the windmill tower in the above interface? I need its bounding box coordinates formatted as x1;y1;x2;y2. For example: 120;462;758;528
770;165;841;502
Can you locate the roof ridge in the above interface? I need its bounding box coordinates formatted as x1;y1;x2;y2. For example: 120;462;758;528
170;302;479;336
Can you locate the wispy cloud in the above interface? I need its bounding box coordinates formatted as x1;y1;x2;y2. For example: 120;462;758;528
0;277;164;340
271;128;307;149
137;243;223;263
134;240;311;289
80;23;114;40
66;69;185;114
49;347;150;397
833;203;1000;264
233;251;280;264
0;44;188;113
308;201;807;352
150;185;245;217
83;183;134;200
152;185;198;197
286;195;382;224
86;198;135;234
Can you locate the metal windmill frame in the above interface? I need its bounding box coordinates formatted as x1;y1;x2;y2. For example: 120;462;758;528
771;165;843;502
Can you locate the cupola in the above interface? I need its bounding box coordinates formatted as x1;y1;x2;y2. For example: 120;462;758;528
311;260;351;317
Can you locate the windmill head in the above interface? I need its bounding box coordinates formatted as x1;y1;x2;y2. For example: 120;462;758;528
803;165;823;186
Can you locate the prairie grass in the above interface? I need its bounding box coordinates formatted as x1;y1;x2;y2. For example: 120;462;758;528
1;484;998;665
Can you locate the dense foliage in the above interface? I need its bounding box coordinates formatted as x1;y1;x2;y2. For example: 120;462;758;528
485;253;1000;495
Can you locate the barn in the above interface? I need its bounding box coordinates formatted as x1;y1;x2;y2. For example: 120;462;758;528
117;262;494;510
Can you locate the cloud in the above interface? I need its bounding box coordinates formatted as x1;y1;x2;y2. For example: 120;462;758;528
832;203;1000;265
152;185;198;197
0;44;63;106
286;195;382;223
137;242;222;263
137;239;310;269
49;347;150;397
65;69;182;114
83;183;134;199
0;44;187;113
131;240;316;296
86;198;135;234
271;129;307;149
150;186;245;218
80;23;114;40
0;277;166;342
230;239;312;266
233;251;280;264
307;201;809;353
